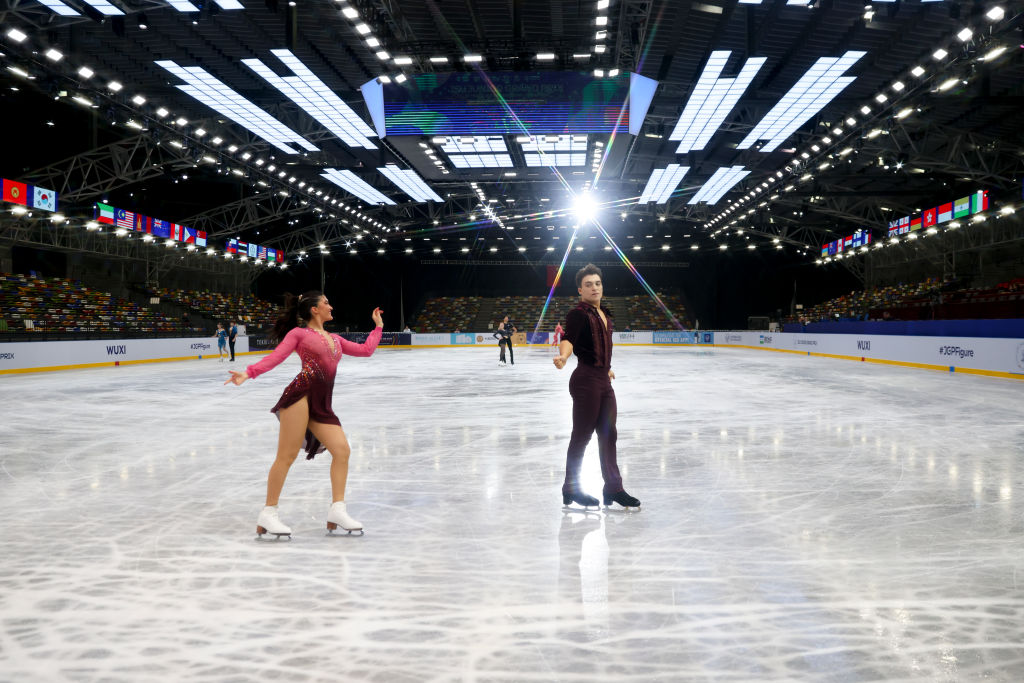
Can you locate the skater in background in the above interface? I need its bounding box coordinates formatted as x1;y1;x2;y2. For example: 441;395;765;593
228;319;238;361
494;315;516;365
553;264;641;510
225;291;384;538
551;322;563;347
214;323;228;361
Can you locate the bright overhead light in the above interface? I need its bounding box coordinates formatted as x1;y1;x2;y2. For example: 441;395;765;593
378;75;392;84
393;56;413;65
595;15;608;25
242;50;376;148
981;46;1007;61
688;165;751;205
321;168;395;205
874;93;887;103
956;28;972;42
594;68;604;77
78;0;123;15
738;51;865;152
394;73;407;83
108;80;123;92
572;192;600;224
594;44;606;53
5;29;28;43
860;105;871;115
608;68;619;77
932;48;948;60
985;6;1004;20
77;66;94;79
156;107;169;117
895;107;913;119
911;65;925;77
45;48;64;61
429;56;448;63
845;116;856;126
131;94;146;105
597;0;609;7
536;52;556;60
937;77;958;91
375;50;390;60
157;60;319;154
354;22;371;34
638;164;690;204
366;37;380;48
38;0;81;15
891;81;905;92
573;53;591;59
463;54;483;63
671;52;766;153
378;165;442;203
342;6;358;18
175;117;188;125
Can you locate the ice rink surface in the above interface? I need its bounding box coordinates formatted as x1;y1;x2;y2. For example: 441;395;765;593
1;343;1023;682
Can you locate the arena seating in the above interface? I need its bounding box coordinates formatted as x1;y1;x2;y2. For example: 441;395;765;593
0;273;192;335
789;276;1024;323
408;295;482;333
151;287;278;330
410;293;687;333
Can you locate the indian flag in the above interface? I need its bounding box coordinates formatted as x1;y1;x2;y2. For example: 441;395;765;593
953;196;970;218
96;202;115;225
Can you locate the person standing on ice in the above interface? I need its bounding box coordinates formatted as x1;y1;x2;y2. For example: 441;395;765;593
551;321;563;346
225;291;384;538
553;264;641;510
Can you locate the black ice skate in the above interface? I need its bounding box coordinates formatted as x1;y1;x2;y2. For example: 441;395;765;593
562;490;600;510
603;490;641;510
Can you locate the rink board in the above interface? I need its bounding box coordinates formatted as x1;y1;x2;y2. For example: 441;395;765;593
0;336;251;374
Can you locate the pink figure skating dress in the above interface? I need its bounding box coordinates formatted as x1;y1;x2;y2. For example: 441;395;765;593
246;326;382;458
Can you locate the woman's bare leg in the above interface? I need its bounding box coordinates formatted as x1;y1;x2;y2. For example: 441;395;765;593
307;421;352;503
266;397;309;505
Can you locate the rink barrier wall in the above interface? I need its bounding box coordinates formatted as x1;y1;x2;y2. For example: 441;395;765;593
711;331;1024;380
3;331;1021;380
0;336;251;374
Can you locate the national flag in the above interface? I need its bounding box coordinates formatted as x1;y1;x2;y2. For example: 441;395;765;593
115;208;135;229
888;216;909;237
953;196;970;218
937;202;953;223
196;231;207;247
821;245;829;257
97;202;115;224
31;186;57;212
276;250;283;263
150;219;171;239
844;236;853;249
226;239;237;254
922;208;937;228
267;248;277;262
909;216;922;231
247;242;258;258
171;224;184;241
134;214;149;232
970;190;989;214
183;226;196;244
863;232;872;245
258;245;267;260
3;179;28;206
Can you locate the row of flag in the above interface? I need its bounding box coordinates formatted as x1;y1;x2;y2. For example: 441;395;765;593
2;178;58;212
226;238;282;263
821;229;872;257
887;190;990;237
95;203;207;247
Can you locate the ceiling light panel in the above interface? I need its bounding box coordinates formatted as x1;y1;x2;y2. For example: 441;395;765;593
242;49;377;149
378;165;443;202
79;0;123;15
156;60;318;154
321;169;396;205
524;153;586;167
448;154;514;168
738;51;866;153
670;51;766;153
38;0;81;16
688;165;750;205
439;136;508;154
639;164;690;204
520;134;588;152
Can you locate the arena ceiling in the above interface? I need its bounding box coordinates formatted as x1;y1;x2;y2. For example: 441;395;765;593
1;0;1022;268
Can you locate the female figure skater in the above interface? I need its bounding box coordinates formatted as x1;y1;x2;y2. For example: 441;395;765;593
494;316;515;365
553;264;641;510
214;322;228;361
225;291;384;537
551;322;563;347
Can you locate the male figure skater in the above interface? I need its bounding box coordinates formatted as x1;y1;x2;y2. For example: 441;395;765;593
553;264;641;509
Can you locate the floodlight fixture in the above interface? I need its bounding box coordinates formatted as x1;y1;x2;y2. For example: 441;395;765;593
572;193;600;225
669;51;766;153
638;164;690;204
45;48;63;61
6;28;27;43
933;48;948;60
131;94;146;105
108;80;123;92
464;54;483;62
38;0;80;15
688;165;750;205
986;6;1004;20
157;60;318;154
393;56;413;65
956;28;972;42
981;46;1007;61
737;51;865;152
321;168;395;205
536;52;556;60
911;65;925;77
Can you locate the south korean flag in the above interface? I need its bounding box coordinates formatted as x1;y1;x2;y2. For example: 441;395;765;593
32;186;57;212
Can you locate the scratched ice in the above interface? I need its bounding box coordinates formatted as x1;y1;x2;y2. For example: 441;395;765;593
1;345;1022;681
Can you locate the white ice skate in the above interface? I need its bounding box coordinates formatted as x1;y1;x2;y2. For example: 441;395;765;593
256;505;292;538
326;501;363;535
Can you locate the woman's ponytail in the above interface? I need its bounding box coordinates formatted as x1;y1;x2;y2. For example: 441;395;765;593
270;290;322;342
